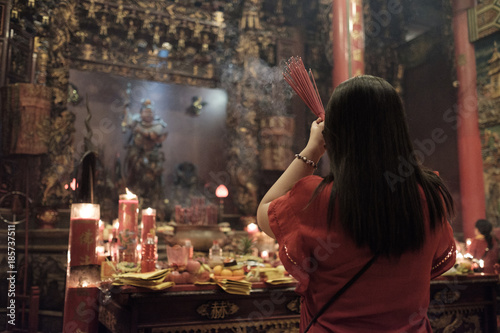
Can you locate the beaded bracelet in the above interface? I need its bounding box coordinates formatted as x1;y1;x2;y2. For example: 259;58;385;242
295;154;318;169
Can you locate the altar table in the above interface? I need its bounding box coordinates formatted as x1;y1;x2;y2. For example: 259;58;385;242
98;274;498;333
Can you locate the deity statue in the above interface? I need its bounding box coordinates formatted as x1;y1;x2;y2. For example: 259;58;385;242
122;97;168;208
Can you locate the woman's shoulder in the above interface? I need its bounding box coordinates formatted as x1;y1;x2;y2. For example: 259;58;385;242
291;175;324;190
276;176;329;214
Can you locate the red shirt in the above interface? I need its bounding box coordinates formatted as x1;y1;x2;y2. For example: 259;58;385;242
269;176;456;333
469;236;499;274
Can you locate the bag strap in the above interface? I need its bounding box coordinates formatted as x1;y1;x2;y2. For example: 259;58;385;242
303;254;378;333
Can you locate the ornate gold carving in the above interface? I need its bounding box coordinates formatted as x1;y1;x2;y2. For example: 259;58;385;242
260;116;295;171
68;0;226;86
482;129;500;224
98;306;117;332
429;303;486;333
433;289;461;304
151;318;300;333
286;297;301;314
18;0;79;207
241;0;262;30
430;312;483;333
8;0;331;213
468;0;500;42
478;42;500;128
197;301;239;320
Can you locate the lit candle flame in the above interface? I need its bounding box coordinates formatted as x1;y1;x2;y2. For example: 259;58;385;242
261;250;269;259
216;184;229;198
121;188;138;200
137;244;142;260
76;203;99;219
246;222;259;235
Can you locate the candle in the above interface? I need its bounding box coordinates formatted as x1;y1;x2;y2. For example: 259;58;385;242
137;244;142;261
246;222;259;237
141;208;156;244
64;203;101;333
112;220;119;239
141;233;156;273
63;287;99;333
98;219;105;242
68;203;100;267
96;245;107;264
118;189;139;263
261;250;269;260
103;224;111;242
465;238;472;251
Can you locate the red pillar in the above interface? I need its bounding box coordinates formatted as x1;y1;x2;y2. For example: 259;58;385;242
349;0;365;77
332;0;365;89
332;0;349;88
451;0;486;239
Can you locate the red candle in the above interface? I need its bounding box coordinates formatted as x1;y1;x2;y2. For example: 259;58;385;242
63;287;99;333
68;204;100;267
112;220;119;241
141;208;156;244
98;219;105;243
141;233;156;273
96;245;106;265
118;191;139;263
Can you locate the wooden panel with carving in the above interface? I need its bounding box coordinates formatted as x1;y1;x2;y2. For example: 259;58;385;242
468;0;500;42
98;284;301;333
97;275;498;333
429;275;498;333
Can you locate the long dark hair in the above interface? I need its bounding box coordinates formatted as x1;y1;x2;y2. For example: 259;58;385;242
319;75;454;258
475;219;493;249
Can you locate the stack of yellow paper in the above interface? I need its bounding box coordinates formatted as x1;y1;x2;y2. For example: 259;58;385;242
194;280;218;286
265;277;296;285
216;278;252;295
112;269;173;290
247;267;285;281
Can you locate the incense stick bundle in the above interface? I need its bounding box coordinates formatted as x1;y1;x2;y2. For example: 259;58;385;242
283;56;325;120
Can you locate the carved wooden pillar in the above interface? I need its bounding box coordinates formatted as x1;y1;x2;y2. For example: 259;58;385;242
451;0;486;239
39;0;78;207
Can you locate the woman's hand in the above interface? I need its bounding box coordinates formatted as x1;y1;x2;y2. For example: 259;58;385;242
303;118;326;163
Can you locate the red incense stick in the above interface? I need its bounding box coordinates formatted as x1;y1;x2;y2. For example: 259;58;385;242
283;56;325;120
